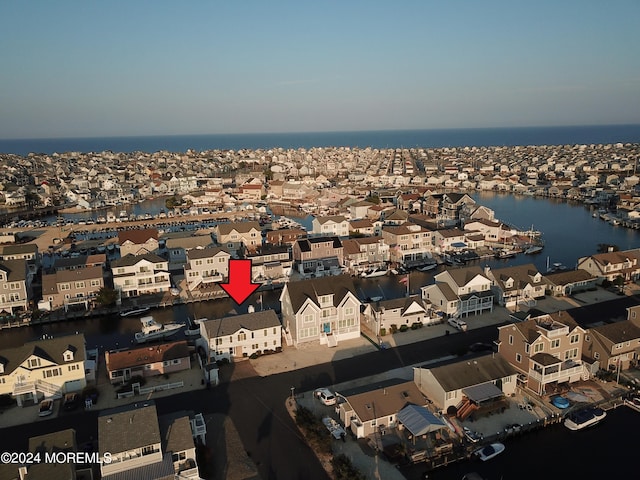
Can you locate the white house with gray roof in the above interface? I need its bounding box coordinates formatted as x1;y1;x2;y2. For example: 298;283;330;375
184;246;231;291
199;310;282;362
0;258;30;315
111;253;171;299
363;295;434;336
279;275;361;347
413;353;517;415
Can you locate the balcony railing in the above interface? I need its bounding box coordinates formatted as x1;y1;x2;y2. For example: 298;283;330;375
528;362;583;383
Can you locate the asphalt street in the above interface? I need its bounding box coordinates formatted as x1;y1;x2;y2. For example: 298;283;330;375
0;325;499;480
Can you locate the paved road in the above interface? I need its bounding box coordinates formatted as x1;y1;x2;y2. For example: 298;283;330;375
0;325;499;480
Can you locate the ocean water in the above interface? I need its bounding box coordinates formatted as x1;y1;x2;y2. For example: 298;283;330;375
1;124;640;156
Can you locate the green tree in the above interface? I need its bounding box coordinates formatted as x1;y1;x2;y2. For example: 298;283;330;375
95;287;118;307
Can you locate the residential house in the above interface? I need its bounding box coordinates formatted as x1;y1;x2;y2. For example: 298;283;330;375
52;253;108;272
0;333;88;406
111;253;171;299
341;236;389;273
381;223;433;268
99;401;202;479
199;310;282;362
105;340;191;385
421;266;493;318
486;264;546;309
582;320;640;372
265;228;307;247
440;193;476;224
292;236;343;277
576;248;640;283
184;247;231;291
118;228;160;257
337;379;428;439
463;218;503;243
280;275;361;347
238;183;265;202
0;243;39;275
311;215;350;237
165;234;214;270
41;266;104;311
496;312;589;395
0;259;29;315
214;221;262;257
363;295;433;336
348;200;376;219
348;218;377;236
543;269;598;296
413;353;517;416
245;245;292;283
432;228;468;253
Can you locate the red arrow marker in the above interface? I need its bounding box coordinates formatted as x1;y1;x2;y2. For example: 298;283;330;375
220;259;260;305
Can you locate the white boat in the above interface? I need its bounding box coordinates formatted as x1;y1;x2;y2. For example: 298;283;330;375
322;417;346;440
417;262;438;272
361;267;388;278
495;248;519;259
524;245;544;255
135;316;185;343
474;442;505;461
564;407;606;431
119;306;151;317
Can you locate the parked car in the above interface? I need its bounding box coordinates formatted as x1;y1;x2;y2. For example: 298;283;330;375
38;399;54;417
63;393;80;411
468;342;494;353
447;317;468;332
314;388;336;406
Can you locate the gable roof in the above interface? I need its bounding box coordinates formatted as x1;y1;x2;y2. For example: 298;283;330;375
118;228;159;245
339;379;427;422
0;259;26;282
490;263;543;291
200;310;281;338
217;221;261;236
440;266;488;288
369;295;428;315
186;246;230;260
589;320;640;345
421;353;517;392
283;274;358;313
0;333;85;374
111;252;167;268
295;236;342;252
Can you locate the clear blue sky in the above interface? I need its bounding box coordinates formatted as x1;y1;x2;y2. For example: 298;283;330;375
1;1;639;139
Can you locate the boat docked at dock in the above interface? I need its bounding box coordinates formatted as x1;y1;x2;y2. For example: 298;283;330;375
119;306;151;317
135;316;184;343
524;245;544;255
473;442;505;461
361;267;389;278
564;407;606;431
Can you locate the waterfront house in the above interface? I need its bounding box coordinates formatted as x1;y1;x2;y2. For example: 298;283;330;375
239;182;265;202
213;221;262;257
292;236;344;277
432;228;468;253
265;228;307;247
0;259;30;315
342;236;389;273
311;215;350;238
111;253;171;299
496;312;589;395
184;246;230;291
421;266;493;318
582;320;640;372
381;222;433;268
118;228;160;257
576;248;640;283
337;379;429;439
0;333;88;406
463;218;503;243
280;275;361;347
348;218;377;236
543;269;598;296
440;193;476;224
165;233;214;270
41;265;105;311
348;200;376;219
105;340;191;385
199;310;282;362
52;253;108;272
245;244;292;283
363;295;434;336
486;263;546;309
413;353;517;416
99;401;202;479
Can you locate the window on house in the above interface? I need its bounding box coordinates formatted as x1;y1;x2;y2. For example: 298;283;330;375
594;352;600;359
551;339;560;349
238;332;246;341
570;333;580;344
508;335;513;345
534;343;544;353
515;353;522;363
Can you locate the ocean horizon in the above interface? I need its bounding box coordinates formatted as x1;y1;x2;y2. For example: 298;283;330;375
1;124;640;156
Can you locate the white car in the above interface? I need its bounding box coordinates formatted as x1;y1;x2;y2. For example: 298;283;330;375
314;388;336;406
448;317;468;332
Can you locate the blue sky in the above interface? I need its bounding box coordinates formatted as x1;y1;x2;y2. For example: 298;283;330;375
1;1;639;139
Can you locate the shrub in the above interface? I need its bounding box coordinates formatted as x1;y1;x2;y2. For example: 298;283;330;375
249;352;259;360
399;325;409;332
295;406;332;455
216;357;230;366
331;454;366;480
411;322;423;330
379;328;386;337
390;324;398;334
